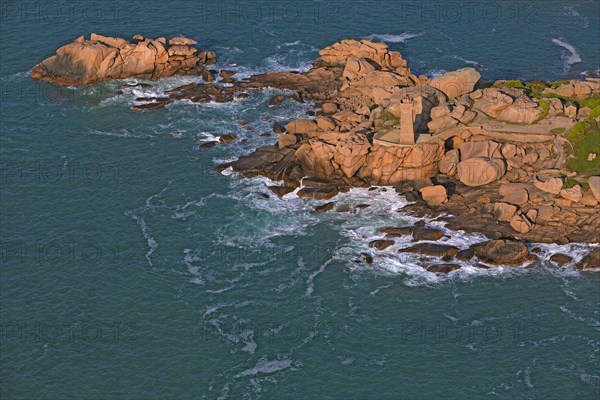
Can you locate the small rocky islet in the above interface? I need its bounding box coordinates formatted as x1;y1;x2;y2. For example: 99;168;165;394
32;34;600;272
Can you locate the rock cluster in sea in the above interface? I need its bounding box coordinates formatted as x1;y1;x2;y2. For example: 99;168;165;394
31;35;600;270
31;34;216;86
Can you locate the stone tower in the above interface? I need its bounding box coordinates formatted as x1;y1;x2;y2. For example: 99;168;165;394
398;97;415;145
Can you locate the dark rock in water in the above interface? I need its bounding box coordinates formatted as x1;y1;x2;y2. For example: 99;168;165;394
290;91;304;103
273;122;286;134
412;227;444;242
441;255;454;262
404;191;421;202
202;69;216;82
426;264;461;274
220;77;236;84
415;220;426;227
260;133;271;137
398;244;459;257
471;239;529;265
114;90;124;95
297;185;339;200
200;142;217;149
456;248;474;261
369;240;395;251
576;248;600;270
166;82;240;103
361;253;374;265
355;204;370;209
219;133;237;144
306;110;316;116
550;253;572;266
269;94;286;107
315;202;335;212
381;226;414;237
216;145;302;182
268;186;294;197
531;247;542;254
219;69;237;79
239;121;250;126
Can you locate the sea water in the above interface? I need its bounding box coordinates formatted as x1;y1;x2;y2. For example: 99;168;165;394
1;1;599;398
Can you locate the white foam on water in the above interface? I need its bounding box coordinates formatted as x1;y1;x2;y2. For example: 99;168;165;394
89;129;151;139
562;5;589;28
369;284;392;296
305;259;333;297
552;37;582;71
0;70;31;82
364;32;423;43
124;185;170;269
339;357;354;365
234;358;293;378
427;68;448;78
452;55;482;67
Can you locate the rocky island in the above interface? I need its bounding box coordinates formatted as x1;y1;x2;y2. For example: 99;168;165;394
33;34;600;270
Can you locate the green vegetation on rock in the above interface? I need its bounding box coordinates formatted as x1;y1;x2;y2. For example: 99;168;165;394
493;80;524;88
537;99;550;121
565;120;600;176
379;112;400;126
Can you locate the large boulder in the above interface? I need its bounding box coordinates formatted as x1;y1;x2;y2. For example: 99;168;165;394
318;39;408;71
544;81;596;99
296;132;371;179
439;149;460;176
456;158;506;186
343;57;377;81
419;185;448;206
510;213;534;234
32;34;213;86
472;239;530;265
427;115;458;133
588;176;600;201
533;175;563;195
576;248;600;270
473;88;514;118
430;68;481;100
496;95;542;124
285;119;319;135
360;142;445;185
398;244;459;257
493;202;518;222
560;185;583;203
459;140;502;160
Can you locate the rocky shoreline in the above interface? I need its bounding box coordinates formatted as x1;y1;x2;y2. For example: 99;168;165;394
32;35;600;271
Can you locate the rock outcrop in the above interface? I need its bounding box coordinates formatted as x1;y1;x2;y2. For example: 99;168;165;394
31;34;216;86
430;68;481;100
473;88;542;124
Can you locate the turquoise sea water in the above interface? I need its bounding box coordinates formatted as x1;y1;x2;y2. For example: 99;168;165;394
1;1;599;398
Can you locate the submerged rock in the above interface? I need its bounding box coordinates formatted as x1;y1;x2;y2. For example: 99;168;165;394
369;240;395;251
398;244;459;257
576;248;600;270
426;264;461;274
